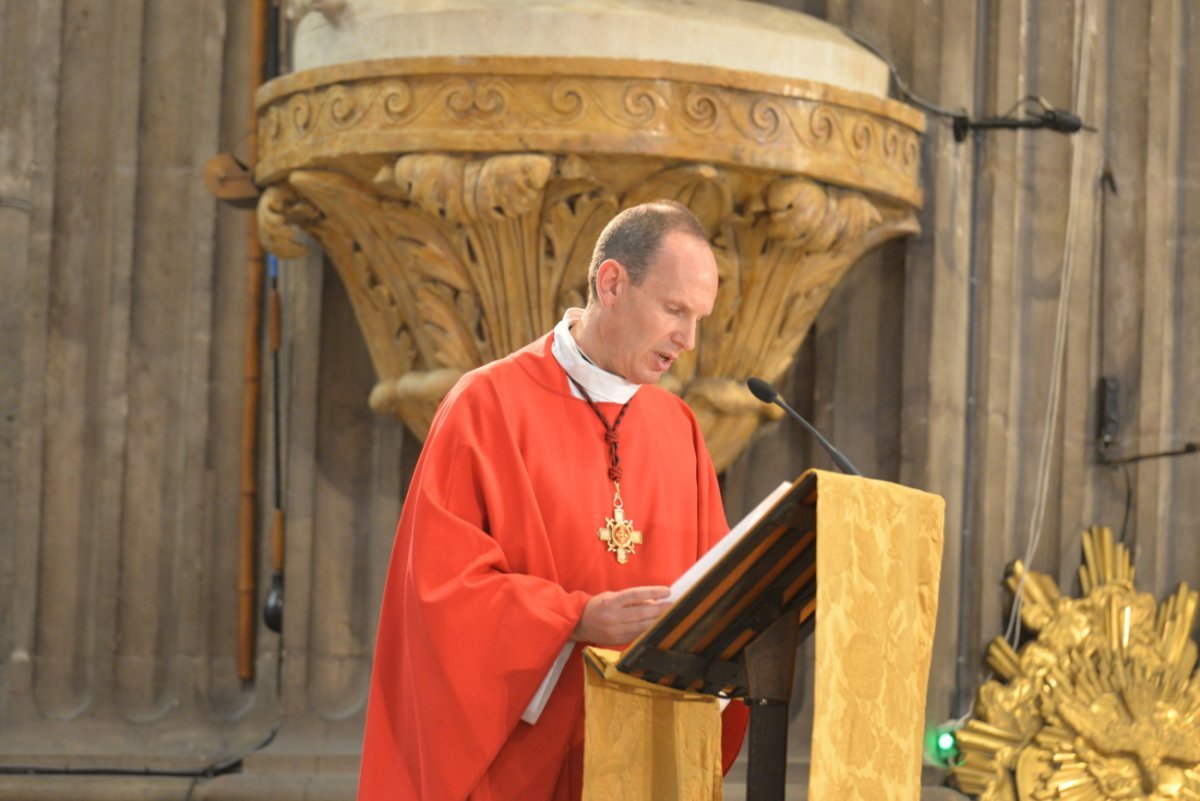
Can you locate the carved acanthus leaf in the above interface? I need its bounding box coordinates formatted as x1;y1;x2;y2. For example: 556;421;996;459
262;155;918;471
766;177;883;253
624;164;734;234
368;368;464;431
390;154;554;224
257;184;315;258
683;378;785;418
475;155;556;221
538;160;617;322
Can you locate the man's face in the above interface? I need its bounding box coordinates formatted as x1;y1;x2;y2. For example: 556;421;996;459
600;231;719;385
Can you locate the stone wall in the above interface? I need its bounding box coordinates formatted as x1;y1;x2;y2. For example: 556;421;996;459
1;0;1197;798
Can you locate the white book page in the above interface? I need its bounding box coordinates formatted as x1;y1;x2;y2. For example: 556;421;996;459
667;480;793;603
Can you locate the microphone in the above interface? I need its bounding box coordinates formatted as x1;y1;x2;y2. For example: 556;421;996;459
746;377;862;476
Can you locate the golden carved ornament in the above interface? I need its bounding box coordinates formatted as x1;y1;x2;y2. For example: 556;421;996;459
255;58;923;207
255;58;924;469
952;526;1200;801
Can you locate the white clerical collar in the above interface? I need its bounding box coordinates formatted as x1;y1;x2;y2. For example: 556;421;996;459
551;308;640;403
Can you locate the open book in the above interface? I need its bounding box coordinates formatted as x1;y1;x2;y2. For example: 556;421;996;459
520;481;793;724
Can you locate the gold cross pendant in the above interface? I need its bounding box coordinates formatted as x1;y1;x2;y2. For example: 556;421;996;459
598;484;642;564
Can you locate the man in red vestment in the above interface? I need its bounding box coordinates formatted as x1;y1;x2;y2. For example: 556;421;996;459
358;200;748;800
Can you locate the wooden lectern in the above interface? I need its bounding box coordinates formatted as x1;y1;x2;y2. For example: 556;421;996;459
617;471;821;801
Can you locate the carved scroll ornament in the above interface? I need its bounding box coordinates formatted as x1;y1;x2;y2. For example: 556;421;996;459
256;59;922;207
953;526;1200;801
255;60;924;471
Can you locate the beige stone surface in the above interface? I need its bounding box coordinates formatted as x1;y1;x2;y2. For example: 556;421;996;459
1;1;1198;800
290;0;890;96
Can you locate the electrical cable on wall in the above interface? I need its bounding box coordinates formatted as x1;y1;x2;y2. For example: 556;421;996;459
843;27;1093;143
1001;0;1098;651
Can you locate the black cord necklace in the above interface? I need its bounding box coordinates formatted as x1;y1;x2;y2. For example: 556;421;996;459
568;376;642;564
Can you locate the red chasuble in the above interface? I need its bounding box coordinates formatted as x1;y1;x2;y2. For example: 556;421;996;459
358;333;748;801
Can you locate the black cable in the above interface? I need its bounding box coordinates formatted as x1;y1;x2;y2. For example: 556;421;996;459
841;29;1089;142
265;0;281;82
950;0;992;719
1101;443;1199;465
1119;462;1132;545
838;27;967;122
271;265;283;512
1098;443;1199;545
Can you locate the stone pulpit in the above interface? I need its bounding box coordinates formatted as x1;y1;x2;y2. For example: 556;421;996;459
257;0;924;471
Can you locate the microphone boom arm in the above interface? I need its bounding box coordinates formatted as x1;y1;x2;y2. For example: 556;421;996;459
746;376;862;476
773;397;862;476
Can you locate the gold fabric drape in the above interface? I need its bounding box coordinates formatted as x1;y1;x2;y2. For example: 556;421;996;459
808;471;945;801
581;647;724;801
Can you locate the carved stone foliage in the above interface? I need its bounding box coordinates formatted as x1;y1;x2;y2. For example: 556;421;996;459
255;58;923;469
259;153;916;468
260;154;616;438
643;164;917;469
952;527;1200;801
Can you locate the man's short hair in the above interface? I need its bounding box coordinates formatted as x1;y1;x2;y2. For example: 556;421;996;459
587;200;709;300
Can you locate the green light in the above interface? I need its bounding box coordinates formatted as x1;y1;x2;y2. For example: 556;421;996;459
925;722;961;766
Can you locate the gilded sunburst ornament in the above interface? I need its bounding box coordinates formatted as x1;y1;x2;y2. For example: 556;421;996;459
953;526;1200;801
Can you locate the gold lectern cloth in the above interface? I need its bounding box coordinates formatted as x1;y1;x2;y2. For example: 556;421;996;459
809;470;945;801
580;471;944;801
581;646;723;801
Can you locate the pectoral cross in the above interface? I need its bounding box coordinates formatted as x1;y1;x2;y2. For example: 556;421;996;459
566;374;643;565
598;485;642;564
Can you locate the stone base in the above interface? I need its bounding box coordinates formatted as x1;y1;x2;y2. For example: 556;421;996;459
0;771;357;801
0;753;965;800
721;757;963;800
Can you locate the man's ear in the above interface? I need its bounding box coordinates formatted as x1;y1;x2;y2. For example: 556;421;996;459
593;259;626;308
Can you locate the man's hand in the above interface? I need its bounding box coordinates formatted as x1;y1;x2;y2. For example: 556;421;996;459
570;585;672;647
